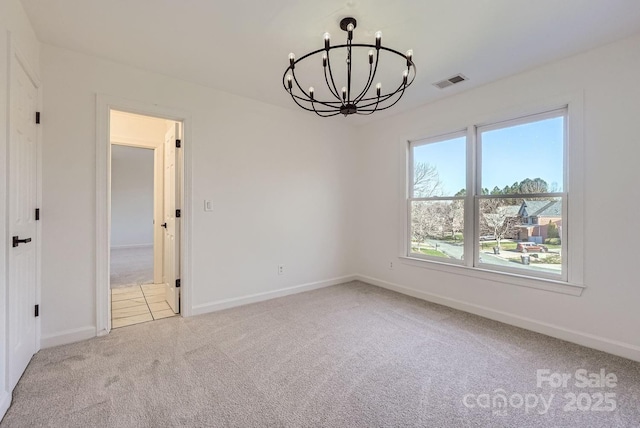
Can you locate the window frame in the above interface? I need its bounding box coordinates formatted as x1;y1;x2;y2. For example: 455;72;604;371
401;99;585;296
474;108;568;282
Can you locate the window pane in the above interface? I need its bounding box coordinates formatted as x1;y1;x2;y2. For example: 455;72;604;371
412;136;466;197
481;115;564;194
410;200;464;260
478;197;563;276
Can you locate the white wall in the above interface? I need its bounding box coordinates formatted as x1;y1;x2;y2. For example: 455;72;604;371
0;0;41;418
32;10;640;364
40;45;357;343
354;33;640;360
110;145;154;247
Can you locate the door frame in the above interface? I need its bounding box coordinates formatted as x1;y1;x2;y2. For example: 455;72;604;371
110;128;165;285
96;95;192;335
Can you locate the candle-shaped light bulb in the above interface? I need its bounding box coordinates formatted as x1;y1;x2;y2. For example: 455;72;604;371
324;32;331;50
289;52;295;69
375;31;382;49
309;87;314;99
376;82;382;97
347;23;354;32
341;86;347;101
406;49;413;66
287;74;293;90
347;23;354;41
322;52;327;67
368;49;374;65
402;69;408;85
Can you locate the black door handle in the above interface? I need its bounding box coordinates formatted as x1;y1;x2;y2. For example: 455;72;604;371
12;236;32;247
161;223;167;229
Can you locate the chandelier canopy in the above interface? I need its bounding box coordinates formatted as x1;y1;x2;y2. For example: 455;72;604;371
283;17;416;117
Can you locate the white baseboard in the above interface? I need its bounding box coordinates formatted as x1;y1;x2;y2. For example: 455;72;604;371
41;326;96;349
110;243;153;249
0;391;11;422
355;274;640;363
191;275;357;316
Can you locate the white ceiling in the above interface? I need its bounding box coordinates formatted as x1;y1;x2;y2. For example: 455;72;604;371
20;0;640;123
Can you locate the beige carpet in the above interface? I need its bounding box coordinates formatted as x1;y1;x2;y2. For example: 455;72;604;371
2;281;639;427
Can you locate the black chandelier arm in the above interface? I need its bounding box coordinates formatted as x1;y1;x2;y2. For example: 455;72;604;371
287;91;342;114
355;82;405;108
358;86;407;112
353;50;379;104
282;67;342;112
358;85;404;110
311;102;343;117
353;64;415;106
355;98;380;115
292;95;344;110
288;69;344;109
288;91;346;111
289;68;313;102
353;63;373;103
325;51;343;104
323;61;341;100
288;85;346;109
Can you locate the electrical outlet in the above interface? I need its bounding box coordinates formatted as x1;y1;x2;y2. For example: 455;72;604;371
389;261;394;270
278;264;285;275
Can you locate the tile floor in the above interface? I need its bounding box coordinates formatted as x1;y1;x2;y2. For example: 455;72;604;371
111;283;177;328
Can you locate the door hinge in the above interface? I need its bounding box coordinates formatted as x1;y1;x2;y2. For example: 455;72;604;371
175;209;181;218
175;139;181;148
35;208;40;221
35;304;39;317
175;279;181;288
35;112;41;124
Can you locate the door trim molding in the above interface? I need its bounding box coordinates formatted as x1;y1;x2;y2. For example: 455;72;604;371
96;94;193;336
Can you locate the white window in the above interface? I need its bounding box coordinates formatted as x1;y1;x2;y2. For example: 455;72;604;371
406;107;581;289
408;132;466;263
475;109;566;280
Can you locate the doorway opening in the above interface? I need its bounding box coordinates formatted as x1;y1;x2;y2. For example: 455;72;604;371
109;110;182;328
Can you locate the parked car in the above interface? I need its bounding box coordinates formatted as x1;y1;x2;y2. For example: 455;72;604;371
479;235;496;241
516;242;548;253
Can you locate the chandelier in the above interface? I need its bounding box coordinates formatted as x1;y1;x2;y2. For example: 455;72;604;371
283;17;416;117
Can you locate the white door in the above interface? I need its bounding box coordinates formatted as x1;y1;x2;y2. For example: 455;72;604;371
163;123;180;313
8;53;39;389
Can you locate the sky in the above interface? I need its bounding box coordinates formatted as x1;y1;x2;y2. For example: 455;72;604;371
413;115;564;195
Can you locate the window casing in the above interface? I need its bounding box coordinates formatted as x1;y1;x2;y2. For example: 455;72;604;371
406;108;574;285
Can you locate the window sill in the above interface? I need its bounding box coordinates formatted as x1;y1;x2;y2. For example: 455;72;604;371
399;256;585;297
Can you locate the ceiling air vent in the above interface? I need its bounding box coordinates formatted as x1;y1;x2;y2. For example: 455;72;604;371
433;74;468;89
